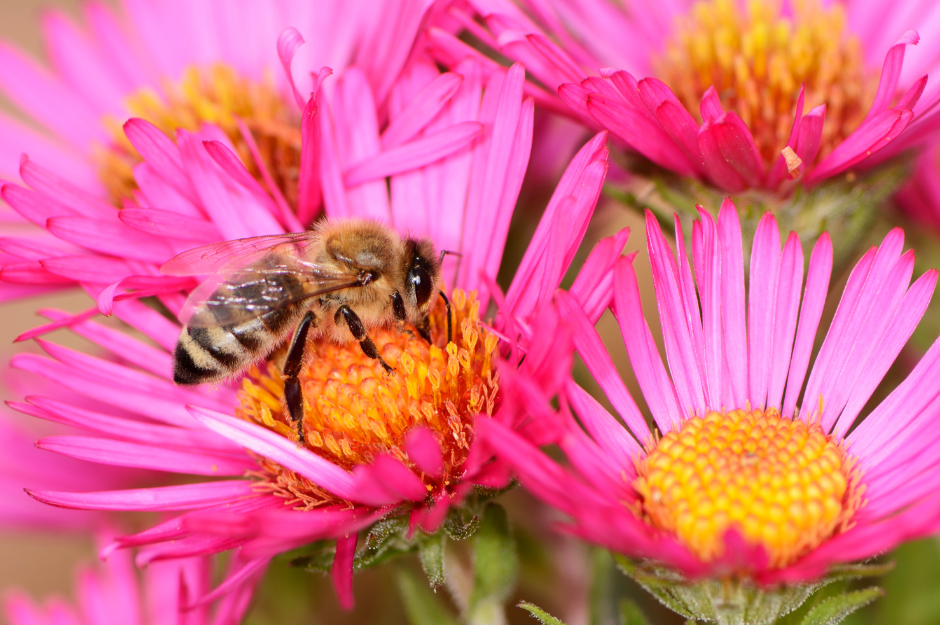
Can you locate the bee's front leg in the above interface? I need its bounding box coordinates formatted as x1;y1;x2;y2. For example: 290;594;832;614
336;305;394;374
283;310;317;444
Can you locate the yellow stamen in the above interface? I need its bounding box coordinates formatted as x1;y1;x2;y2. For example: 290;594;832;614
97;64;301;207
238;290;500;510
633;407;864;567
653;0;877;167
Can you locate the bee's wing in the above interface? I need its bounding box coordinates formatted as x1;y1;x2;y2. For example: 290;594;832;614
161;233;320;277
181;259;361;327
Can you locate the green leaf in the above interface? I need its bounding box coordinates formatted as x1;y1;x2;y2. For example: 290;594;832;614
877;538;940;624
800;588;884;625
419;532;446;589
467;503;518;624
517;601;568;625
397;568;460;625
619;598;652;625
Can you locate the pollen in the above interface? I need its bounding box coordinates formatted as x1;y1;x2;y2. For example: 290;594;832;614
97;64;301;208
237;290;500;509
653;0;878;167
633;407;864;568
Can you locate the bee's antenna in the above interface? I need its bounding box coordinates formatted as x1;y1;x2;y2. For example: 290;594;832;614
439;249;461;263
439;290;453;344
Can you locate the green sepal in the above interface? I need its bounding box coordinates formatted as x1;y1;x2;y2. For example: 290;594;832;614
798;588;884;625
419;531;446;589
619;599;652;625
609;159;909;276
517;601;568;625
614;554;891;625
397;568;460;625
467;503;519;623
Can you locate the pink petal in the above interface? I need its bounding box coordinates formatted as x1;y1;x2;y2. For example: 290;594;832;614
118;208;220;243
331;534;357;611
188;407;359;502
276;27;307;107
765;233;804;410
808;108;913;183
344;121;482;186
123;118;198;204
747;214;782;408
298;95;323;225
557;292;649;439
27;481;254;511
611;256;681;432
36;436;253;476
382;72;464;149
587;92;698;177
716;201;748;407
47;216;178;263
404;427;444;479
862;30;920;124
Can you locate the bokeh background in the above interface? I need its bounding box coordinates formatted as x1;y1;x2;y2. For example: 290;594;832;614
0;1;939;624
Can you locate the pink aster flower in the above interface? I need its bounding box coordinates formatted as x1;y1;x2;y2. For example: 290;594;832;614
429;0;940;192
0;1;436;302
3;537;259;625
482;200;940;607
6;57;614;609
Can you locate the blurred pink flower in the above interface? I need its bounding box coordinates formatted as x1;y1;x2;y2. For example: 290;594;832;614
5;56;615;608
429;0;940;192
3;537;259;625
895;136;940;230
483;200;940;583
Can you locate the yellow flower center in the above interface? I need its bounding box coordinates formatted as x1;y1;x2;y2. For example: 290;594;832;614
237;290;500;509
653;0;877;167
98;64;301;208
633;407;864;567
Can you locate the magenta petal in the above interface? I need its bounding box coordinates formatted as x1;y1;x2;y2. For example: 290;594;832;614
862;29;920;124
716;201;748;407
123;118;197;203
808;108;913;183
297;95;323;225
404;427;444;479
276;27;307;108
699;86;725;121
343;121;482;186
697;121;747;192
747;213;781;408
795;104;826;169
351;455;426;504
36;436;254;476
332;534;357;611
187;407;359;501
26;481;253;511
382;72;464;148
119;208;219;243
587;92;697;177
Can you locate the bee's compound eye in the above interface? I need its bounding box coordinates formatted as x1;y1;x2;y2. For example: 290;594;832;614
408;265;433;308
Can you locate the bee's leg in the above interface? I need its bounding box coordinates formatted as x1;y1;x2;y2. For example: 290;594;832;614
283;310;316;444
336;305;394;374
439;290;452;344
415;314;431;343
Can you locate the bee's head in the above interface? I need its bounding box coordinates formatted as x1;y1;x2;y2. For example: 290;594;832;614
403;239;442;314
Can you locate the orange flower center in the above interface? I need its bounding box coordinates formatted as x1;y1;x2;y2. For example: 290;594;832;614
633;407;864;567
237;290;500;509
653;0;878;167
98;64;301;208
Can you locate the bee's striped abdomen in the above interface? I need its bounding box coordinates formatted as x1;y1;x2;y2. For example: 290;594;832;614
172;271;306;385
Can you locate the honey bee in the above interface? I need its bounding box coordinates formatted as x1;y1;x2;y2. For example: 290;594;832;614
162;218;451;442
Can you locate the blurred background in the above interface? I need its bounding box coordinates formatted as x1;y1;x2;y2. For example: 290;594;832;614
1;1;939;624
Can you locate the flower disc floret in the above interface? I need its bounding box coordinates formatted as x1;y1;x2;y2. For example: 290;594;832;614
98;64;300;206
237;290;500;509
654;0;876;165
634;407;863;567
